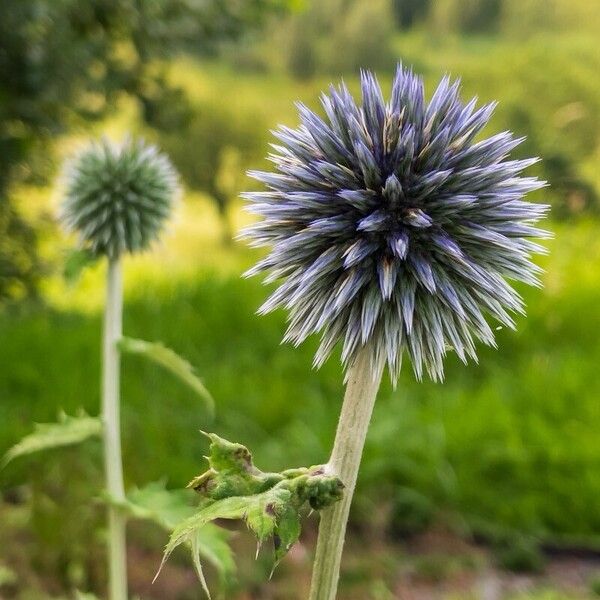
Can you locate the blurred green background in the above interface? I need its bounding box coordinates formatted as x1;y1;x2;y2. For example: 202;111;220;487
1;0;600;598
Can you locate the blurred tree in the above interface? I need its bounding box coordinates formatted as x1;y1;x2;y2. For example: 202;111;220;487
286;17;319;80
0;0;294;302
215;147;246;241
430;0;502;34
500;0;600;36
391;0;431;28
277;0;338;80
326;0;396;73
505;105;599;217
159;100;268;243
280;0;396;79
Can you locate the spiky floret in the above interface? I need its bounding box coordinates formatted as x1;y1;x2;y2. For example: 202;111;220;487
60;137;179;259
242;66;551;382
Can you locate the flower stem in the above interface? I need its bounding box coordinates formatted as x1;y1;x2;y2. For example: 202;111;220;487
102;258;127;600
309;347;385;600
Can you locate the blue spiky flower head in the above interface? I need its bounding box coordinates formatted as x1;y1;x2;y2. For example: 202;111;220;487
60;136;179;259
243;66;550;382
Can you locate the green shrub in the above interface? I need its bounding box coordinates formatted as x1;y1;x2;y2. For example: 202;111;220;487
159;99;268;240
429;0;502;34
391;0;431;28
277;0;396;78
590;572;600;597
493;537;545;574
323;0;396;73
390;488;435;538
286;19;318;80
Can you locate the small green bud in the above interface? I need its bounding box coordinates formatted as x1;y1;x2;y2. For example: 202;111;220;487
60;136;179;259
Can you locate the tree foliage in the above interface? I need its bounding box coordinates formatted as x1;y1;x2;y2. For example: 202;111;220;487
391;0;432;28
280;0;396;79
0;0;293;301
159;99;268;240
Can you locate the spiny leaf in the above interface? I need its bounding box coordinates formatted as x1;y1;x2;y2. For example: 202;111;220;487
157;485;295;586
273;503;302;566
125;480;197;530
119;337;214;415
122;481;235;582
188;432;284;499
159;433;344;596
202;432;254;473
192;524;236;583
190;532;212;600
162;496;250;560
155;495;250;586
1;411;102;468
245;486;292;542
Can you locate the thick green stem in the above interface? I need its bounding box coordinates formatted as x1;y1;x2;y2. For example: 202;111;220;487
309;347;385;600
102;258;127;600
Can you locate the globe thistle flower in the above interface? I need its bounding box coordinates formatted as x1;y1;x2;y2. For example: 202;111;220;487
58;136;179;599
60;137;179;259
243;66;550;382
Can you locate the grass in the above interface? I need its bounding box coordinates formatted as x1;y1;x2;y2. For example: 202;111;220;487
1;213;599;549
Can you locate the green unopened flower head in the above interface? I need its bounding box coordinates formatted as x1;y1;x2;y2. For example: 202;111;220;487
60;137;179;259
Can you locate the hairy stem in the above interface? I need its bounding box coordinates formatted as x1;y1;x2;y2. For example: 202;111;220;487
102;258;127;600
309;347;385;600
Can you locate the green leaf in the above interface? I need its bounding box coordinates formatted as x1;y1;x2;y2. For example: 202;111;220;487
161;496;250;561
156;486;294;590
63;248;99;284
245;490;280;542
154;495;249;592
119;337;214;415
1;411;102;467
158;484;301;590
190;531;212;600
159;433;344;595
124;481;234;584
125;480;197;530
273;503;302;566
192;524;236;582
